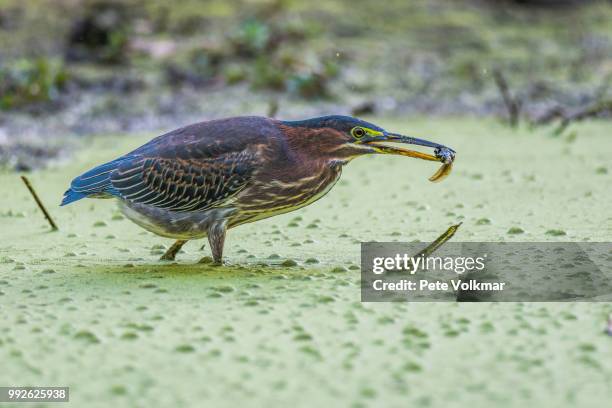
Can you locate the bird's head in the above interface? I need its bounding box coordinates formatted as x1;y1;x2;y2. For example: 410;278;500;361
279;115;456;182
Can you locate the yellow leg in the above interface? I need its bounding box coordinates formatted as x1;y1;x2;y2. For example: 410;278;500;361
160;240;188;261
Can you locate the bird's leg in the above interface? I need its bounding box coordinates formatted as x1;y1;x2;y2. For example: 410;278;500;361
203;222;227;265
160;239;188;261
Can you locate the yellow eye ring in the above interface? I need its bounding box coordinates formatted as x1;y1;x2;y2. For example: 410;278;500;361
351;127;366;138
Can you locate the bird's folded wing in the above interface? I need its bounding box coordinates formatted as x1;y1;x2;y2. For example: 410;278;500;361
110;150;257;212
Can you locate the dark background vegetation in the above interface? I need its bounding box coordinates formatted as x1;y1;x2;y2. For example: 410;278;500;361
0;0;610;169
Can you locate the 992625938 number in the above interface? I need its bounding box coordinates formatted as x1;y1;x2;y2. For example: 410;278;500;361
1;387;69;402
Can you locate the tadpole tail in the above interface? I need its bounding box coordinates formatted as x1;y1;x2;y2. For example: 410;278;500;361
429;162;453;182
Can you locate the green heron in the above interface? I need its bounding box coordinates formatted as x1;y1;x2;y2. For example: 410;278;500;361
61;116;455;263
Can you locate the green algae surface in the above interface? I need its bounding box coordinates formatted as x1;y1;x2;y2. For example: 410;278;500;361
1;118;611;407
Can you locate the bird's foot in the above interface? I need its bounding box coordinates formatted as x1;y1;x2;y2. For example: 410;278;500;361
160;252;177;261
159;250;178;261
198;256;223;266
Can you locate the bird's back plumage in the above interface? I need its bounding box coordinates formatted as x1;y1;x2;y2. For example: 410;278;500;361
61;116;279;209
110;149;258;212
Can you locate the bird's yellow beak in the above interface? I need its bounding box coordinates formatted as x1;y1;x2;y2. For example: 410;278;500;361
363;133;456;182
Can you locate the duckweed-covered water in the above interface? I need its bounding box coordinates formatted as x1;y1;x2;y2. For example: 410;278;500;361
1;118;611;407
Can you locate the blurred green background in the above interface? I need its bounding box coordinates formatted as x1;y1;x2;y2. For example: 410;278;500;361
0;0;611;169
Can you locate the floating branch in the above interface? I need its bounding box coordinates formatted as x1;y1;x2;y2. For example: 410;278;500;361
412;222;462;260
553;101;612;135
20;175;58;231
397;223;461;275
493;69;522;128
535;100;612;135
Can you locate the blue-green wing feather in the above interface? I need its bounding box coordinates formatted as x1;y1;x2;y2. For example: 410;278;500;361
110;150;256;212
61;116;276;208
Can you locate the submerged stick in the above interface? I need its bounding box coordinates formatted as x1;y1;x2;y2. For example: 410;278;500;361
20;175;58;231
397;223;462;275
534;100;612;135
553;100;612;135
412;222;462;260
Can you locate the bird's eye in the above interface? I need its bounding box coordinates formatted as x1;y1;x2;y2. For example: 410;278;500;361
351;127;366;138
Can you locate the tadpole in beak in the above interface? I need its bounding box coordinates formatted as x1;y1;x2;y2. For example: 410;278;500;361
363;133;456;182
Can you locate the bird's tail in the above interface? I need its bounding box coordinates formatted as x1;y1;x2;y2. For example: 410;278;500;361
60;159;123;206
60;189;88;206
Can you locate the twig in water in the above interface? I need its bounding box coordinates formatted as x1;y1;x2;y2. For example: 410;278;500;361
534;100;612;135
412;223;462;260
20;175;58;231
493;69;522;128
553;100;612;135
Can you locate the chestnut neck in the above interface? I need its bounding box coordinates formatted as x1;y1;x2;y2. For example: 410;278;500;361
278;124;369;163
